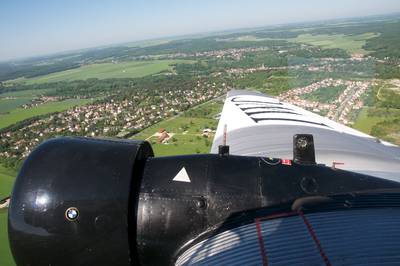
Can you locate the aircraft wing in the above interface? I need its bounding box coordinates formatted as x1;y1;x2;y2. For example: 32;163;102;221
212;90;400;181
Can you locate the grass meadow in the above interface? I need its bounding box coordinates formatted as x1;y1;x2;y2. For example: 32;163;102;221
288;32;379;54
0;98;93;130
133;100;223;156
0;164;16;266
0;89;52;114
22;60;193;84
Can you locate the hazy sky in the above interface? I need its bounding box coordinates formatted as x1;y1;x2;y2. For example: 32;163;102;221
1;0;400;61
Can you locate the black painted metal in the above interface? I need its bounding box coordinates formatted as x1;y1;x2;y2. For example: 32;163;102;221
8;137;153;266
137;154;400;265
218;145;229;156
293;134;316;165
8;137;400;266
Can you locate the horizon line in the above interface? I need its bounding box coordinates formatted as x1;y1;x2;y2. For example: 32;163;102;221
3;11;399;64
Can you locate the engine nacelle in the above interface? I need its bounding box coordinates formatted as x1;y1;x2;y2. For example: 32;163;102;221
8;137;153;266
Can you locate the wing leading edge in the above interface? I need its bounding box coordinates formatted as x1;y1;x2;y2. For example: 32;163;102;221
211;90;400;181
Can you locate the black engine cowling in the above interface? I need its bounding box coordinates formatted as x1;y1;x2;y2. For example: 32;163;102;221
8;137;152;266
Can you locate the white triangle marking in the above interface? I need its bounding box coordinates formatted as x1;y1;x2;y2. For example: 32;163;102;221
172;167;191;182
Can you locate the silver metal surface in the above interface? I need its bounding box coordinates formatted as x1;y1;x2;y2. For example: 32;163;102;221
212;90;400;181
176;208;400;266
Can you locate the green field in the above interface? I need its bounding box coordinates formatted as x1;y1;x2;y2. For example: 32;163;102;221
0;163;16;266
133;100;223;156
0;98;92;130
0;89;52;114
353;107;387;133
226;35;272;42
224;31;379;55
0;89;51;98
0;165;15;200
302;85;346;103
0;98;31;114
21;60;193;84
288;32;379;54
125;39;170;48
133;116;217;156
0;210;14;266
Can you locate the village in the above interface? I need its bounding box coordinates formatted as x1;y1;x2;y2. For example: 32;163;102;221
136;46;272;61
0;82;226;162
278;78;372;125
0;73;375;164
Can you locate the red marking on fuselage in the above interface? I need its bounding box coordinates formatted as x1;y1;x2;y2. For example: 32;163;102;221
255;218;268;266
298;211;332;266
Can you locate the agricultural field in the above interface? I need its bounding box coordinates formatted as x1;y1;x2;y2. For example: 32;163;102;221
220;31;379;55
0;164;15;266
353;79;400;143
125;39;170;47
0;98;93;130
235;71;292;95
288;32;379;54
0;89;52;114
371;118;400;145
223;35;272;42
0;98;31;114
0;164;15;199
133;100;223;156
19;60;193;84
0;210;14;266
353;107;388;133
301;85;346;103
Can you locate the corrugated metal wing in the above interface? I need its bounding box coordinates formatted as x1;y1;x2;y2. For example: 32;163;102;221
176;208;400;266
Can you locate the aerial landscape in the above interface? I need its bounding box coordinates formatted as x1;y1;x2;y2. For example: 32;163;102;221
1;5;400;265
